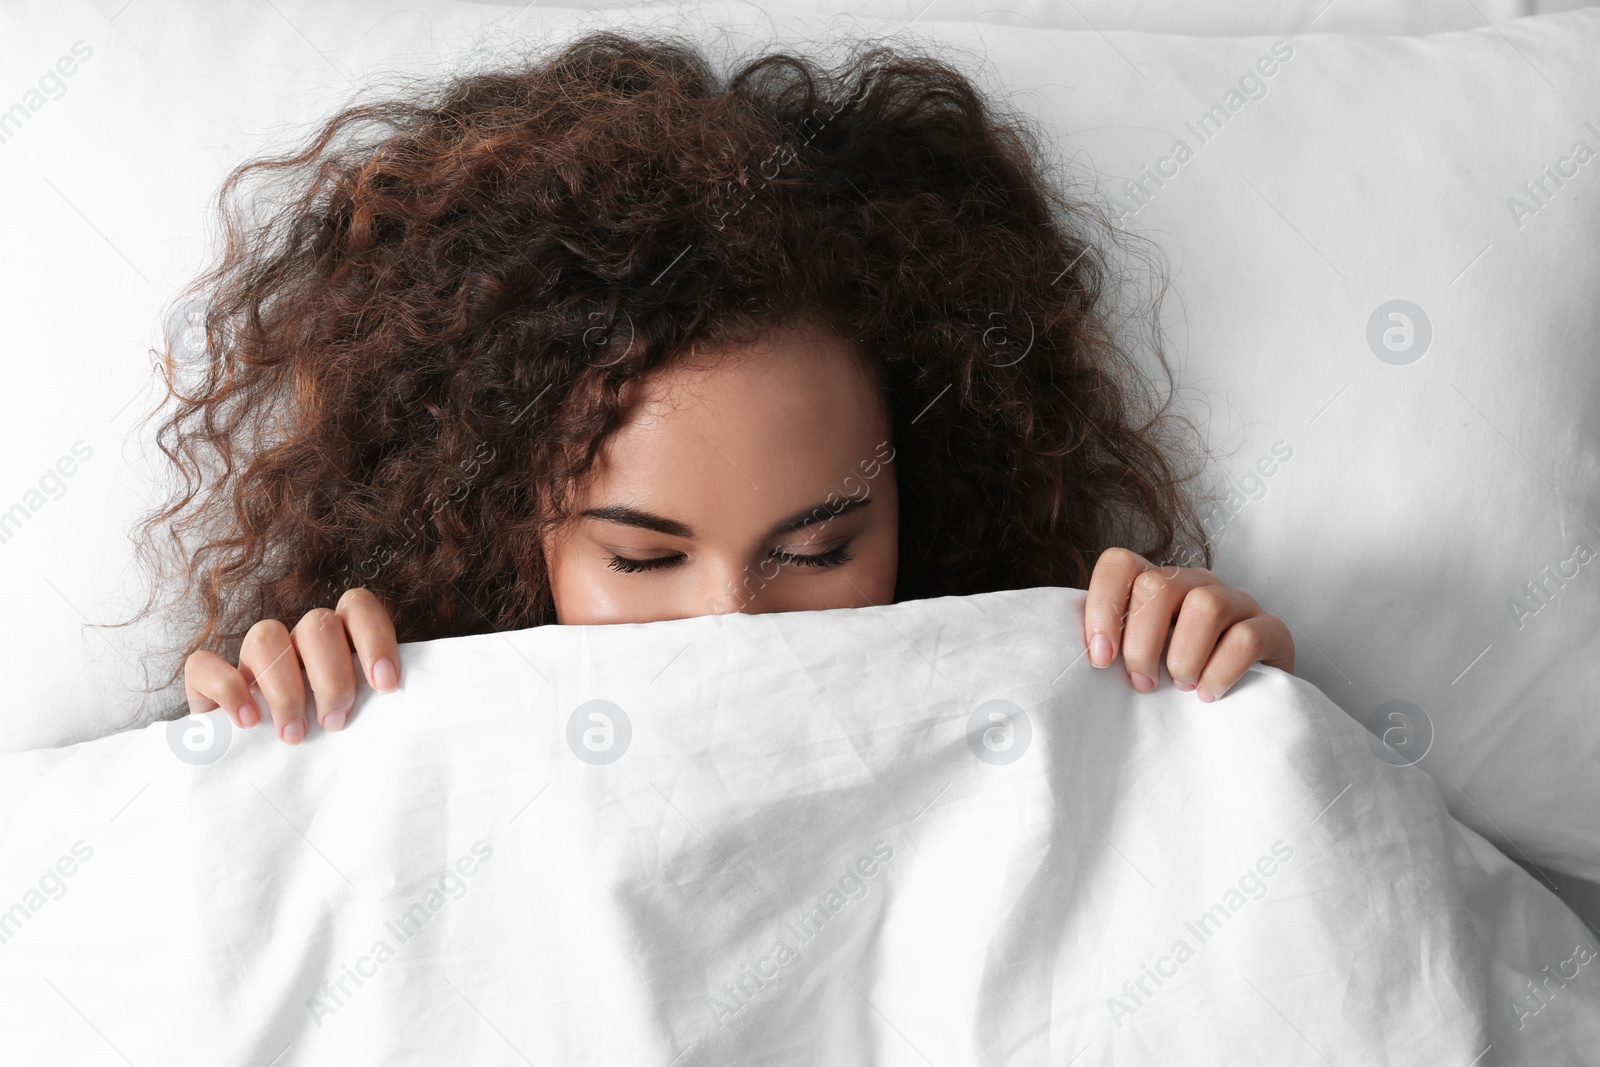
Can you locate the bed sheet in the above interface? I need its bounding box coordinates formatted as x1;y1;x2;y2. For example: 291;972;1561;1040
2;587;1595;1065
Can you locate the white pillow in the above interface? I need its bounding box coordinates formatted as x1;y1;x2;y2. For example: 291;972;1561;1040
1;2;1596;886
1023;11;1600;883
464;0;1572;34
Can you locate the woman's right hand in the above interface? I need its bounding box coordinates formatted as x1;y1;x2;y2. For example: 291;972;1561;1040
183;588;401;745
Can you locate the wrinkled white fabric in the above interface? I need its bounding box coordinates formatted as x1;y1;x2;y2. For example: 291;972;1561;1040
1;587;1595;1065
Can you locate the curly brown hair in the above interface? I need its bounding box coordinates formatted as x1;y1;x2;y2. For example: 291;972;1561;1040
134;28;1212;699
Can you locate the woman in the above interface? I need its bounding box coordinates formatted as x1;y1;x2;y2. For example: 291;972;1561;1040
141;30;1294;744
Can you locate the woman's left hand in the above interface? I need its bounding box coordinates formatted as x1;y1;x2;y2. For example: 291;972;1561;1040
1083;547;1295;701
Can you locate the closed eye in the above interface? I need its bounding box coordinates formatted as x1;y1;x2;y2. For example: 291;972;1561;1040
770;545;853;568
604;544;854;574
604;552;684;574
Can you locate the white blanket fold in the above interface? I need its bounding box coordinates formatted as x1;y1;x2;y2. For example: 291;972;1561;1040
2;587;1596;1065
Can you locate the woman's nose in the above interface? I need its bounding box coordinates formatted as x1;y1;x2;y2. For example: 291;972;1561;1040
698;557;763;617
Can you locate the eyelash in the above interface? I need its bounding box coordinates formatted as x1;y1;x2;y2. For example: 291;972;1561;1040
604;545;855;574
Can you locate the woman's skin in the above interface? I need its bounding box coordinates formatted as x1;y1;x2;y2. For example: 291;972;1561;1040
183;318;1296;743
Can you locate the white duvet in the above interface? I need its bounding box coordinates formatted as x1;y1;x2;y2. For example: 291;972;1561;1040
1;587;1596;1065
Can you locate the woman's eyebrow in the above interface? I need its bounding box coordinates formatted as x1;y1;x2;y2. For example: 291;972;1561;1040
766;495;871;539
579;505;692;538
580;496;872;540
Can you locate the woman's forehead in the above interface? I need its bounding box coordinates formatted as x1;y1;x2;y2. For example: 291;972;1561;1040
591;325;889;498
616;321;883;433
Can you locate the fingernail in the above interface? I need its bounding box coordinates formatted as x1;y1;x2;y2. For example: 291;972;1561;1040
373;657;399;691
1089;634;1112;668
1196;686;1215;703
1173;680;1195;693
324;710;346;732
1129;672;1154;692
282;719;305;745
238;701;259;727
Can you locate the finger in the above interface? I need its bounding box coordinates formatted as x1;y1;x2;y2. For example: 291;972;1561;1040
1120;567;1222;693
1194;615;1295;702
291;608;359;732
239;619;307;744
336;587;401;692
1083;547;1155;669
1165;584;1260;692
183;650;260;729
